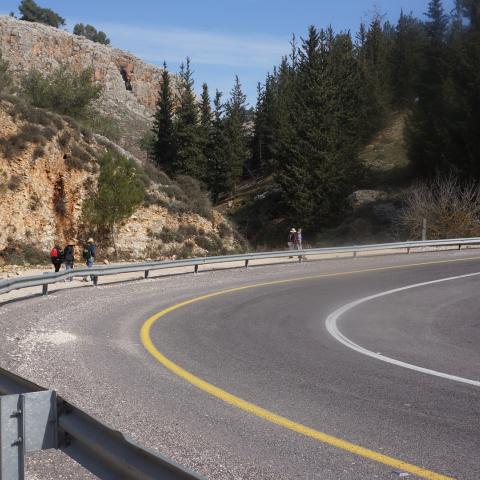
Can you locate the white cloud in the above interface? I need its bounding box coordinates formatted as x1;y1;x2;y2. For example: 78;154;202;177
97;23;288;68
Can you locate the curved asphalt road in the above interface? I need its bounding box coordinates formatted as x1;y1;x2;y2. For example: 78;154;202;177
0;250;479;479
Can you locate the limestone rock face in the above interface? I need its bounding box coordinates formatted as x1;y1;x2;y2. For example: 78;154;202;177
0;16;169;156
0;99;241;263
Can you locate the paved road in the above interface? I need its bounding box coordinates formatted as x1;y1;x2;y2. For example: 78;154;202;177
0;250;479;479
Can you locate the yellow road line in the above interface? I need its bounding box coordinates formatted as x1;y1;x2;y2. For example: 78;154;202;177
141;256;478;479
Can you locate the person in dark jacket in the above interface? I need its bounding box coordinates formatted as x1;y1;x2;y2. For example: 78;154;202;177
82;238;96;281
50;244;63;272
63;240;76;281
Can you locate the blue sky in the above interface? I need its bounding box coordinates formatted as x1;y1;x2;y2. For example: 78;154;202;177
1;0;455;104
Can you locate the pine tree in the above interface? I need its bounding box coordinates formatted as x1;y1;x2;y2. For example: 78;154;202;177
389;11;426;107
173;58;206;179
18;0;65;28
151;62;176;173
222;76;250;193
407;0;451;175
274;26;362;228
206;90;229;201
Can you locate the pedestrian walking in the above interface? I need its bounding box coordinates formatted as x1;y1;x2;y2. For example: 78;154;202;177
82;238;96;281
288;228;296;258
63;240;76;281
50;244;63;273
296;228;303;250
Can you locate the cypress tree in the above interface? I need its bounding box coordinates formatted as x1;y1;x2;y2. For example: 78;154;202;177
151;62;176;173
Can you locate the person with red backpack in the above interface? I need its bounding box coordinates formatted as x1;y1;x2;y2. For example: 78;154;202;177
50;244;64;272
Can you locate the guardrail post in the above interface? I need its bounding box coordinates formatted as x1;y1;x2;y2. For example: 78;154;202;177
42;272;48;296
144;270;149;279
407;247;410;254
194;264;199;274
92;276;98;287
0;391;57;480
245;259;249;268
353;251;357;258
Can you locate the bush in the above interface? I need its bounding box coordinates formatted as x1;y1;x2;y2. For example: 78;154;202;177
175;175;213;220
83;150;146;233
8;175;22;191
58;131;71;148
1;241;47;265
0;49;12;94
19;0;65;28
0;127;39;158
218;222;232;239
32;146;44;160
21;67;102;119
81;110;120;141
178;224;198;237
159;227;184;243
73;23;110;45
401;176;480;240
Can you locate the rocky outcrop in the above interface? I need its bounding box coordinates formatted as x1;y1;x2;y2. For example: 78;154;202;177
0;99;242;263
0;16;170;156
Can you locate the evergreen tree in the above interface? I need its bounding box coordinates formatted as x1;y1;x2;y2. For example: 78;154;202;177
206;90;229;201
389;11;426;107
274;26;363;228
73;23;110;45
199;82;212;178
18;0;65;28
151;63;176;173
407;0;451;175
222;76;250;192
173;58;206;178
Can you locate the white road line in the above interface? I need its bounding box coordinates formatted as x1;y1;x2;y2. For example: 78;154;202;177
325;271;480;387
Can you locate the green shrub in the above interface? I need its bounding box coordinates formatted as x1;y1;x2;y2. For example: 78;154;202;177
179;240;195;259
218;222;232;239
175;175;213;220
83;150;146;233
0;49;12;94
178;224;198;237
82;111;120;141
21;67;102;119
73;23;110;45
58;131;71;148
159;227;184;243
19;0;65;28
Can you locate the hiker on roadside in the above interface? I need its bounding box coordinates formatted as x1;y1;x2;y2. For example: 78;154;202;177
296;228;303;250
82;238;96;281
50;244;63;273
288;228;296;258
63;240;76;281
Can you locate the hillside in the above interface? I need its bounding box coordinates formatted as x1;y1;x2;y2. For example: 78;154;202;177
0;15;169;158
0;98;243;267
221;112;412;248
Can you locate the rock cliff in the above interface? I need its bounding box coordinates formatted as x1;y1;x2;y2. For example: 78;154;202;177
0;15;167;157
0;98;242;266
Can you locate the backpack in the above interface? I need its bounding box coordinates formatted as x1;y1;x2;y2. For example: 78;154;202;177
50;247;58;258
83;246;92;260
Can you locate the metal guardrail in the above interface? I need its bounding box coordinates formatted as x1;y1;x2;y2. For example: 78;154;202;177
1;237;480;297
0;367;204;480
1;237;480;479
